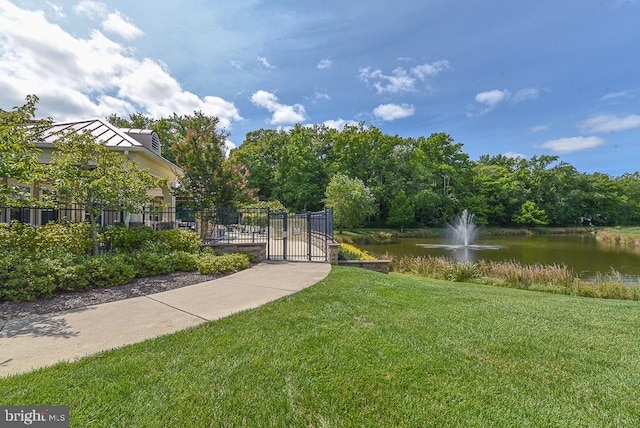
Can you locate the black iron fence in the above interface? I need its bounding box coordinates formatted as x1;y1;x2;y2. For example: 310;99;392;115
1;205;335;261
0;206;179;230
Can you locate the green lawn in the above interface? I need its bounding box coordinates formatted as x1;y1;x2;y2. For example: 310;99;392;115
2;267;640;426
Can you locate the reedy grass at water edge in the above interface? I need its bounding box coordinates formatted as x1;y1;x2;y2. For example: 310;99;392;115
392;255;640;301
1;267;640;426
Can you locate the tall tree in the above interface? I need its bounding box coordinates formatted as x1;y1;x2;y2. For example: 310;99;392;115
324;173;377;231
273;124;330;211
387;189;414;232
49;131;163;255
170;112;236;208
230;129;287;201
0;95;51;206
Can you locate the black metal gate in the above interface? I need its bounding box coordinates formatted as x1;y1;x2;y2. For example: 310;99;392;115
268;208;333;261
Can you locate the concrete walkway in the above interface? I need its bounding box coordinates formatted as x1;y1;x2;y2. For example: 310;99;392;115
0;261;331;378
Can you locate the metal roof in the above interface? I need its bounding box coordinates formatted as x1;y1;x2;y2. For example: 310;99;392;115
38;118;183;176
42;119;145;148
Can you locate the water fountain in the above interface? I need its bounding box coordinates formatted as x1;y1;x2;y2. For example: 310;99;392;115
447;209;478;247
416;209;499;261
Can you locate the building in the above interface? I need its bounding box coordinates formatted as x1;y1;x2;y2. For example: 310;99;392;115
2;118;184;228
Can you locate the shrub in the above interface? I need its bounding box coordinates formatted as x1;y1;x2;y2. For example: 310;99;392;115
196;253;251;275
0;221;92;255
444;261;479;282
338;243;376;261
103;225;155;253
132;251;175;277
154;229;201;253
84;254;137;288
169;251;199;272
37;222;93;255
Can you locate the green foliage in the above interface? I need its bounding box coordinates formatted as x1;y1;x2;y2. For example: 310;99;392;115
391;255;640;301
324;173;377;231
512;201;549;226
103;225;155;253
338;243;376;261
0;252;90;301
196;253;251;275
0;221;92;255
153;228;201;253
48;130;163;254
132;251;175;277
104;226;201;254
84;254;137;288
169;251;200;272
387;189;414;231
0;95;51;206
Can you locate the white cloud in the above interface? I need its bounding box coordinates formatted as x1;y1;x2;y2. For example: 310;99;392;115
0;1;242;129
411;60;450;79
359;66;415;94
322;118;358;130
46;1;65;18
257;56;275;69
250;90;306;125
502;151;526;159
372;103;415;121
475;89;510;107
224;139;237;156
102;11;144;40
359;60;450;94
471;87;540;116
73;0;107;19
513;87;539;103
538;136;605;154
579;114;640;133
314;91;330;101
600;90;633;101
230;60;243;70
531;125;548;133
317;58;333;69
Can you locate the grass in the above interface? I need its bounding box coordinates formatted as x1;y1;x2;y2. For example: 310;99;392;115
598;227;640;248
2;267;640;426
392;255;640;301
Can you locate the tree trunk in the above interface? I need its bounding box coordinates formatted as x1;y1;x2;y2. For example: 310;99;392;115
89;210;99;256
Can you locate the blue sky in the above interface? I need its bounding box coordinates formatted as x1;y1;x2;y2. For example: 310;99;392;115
1;0;639;175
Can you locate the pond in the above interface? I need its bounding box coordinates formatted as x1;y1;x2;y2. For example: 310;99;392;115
359;234;640;281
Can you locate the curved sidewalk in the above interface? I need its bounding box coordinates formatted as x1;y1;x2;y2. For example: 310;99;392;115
0;261;331;378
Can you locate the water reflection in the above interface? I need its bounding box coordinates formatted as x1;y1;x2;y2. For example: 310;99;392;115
361;234;640;280
416;243;500;263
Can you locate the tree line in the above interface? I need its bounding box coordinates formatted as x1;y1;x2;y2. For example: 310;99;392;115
230;123;640;228
4;95;639;230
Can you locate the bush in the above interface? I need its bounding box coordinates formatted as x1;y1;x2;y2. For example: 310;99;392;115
169;251;199;272
0;221;92;255
84;254;137;288
196;253;251;275
154;229;201;253
103;225;155;253
338;243;376;261
132;251;175;277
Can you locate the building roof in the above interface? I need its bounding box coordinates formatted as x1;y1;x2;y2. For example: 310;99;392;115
42;119;146;149
38;118;183;176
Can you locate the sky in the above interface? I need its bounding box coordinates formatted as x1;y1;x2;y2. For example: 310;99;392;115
1;0;639;175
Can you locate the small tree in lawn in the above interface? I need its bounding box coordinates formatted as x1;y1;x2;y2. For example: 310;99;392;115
0;95;51;206
387;189;414;232
49;131;164;255
324;173;377;232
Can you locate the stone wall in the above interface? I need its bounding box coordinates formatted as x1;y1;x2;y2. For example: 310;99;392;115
208;242;267;262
